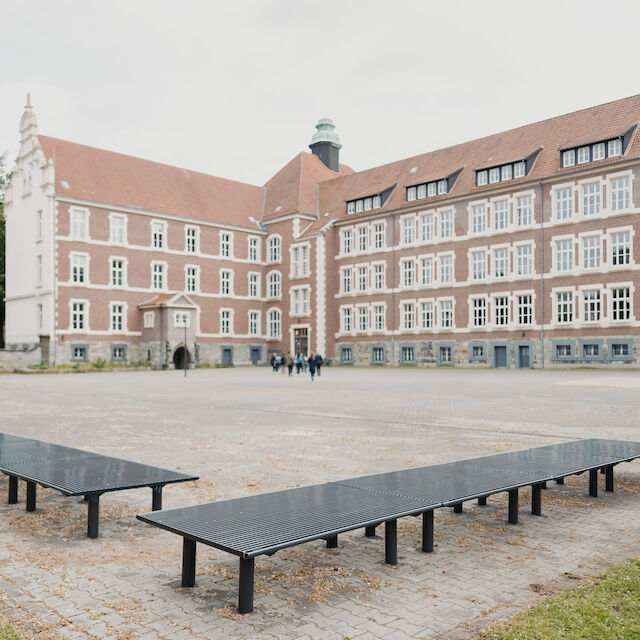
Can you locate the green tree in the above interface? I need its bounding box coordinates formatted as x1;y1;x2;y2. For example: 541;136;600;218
0;153;11;348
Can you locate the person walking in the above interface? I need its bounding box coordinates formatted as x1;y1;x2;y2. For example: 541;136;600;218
307;353;317;381
303;354;309;373
286;353;294;376
295;353;303;374
314;352;323;377
274;353;281;373
270;354;276;373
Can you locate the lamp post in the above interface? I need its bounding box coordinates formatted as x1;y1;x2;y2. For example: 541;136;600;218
183;314;188;378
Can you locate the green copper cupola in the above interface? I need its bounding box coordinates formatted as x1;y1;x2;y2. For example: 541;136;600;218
309;118;342;172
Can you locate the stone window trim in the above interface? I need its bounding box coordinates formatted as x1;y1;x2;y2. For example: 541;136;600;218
339;343;354;365
111;343;128;362
69;251;91;284
551;339;577;362
468;340;488;363
108;212;128;245
70;343;89;362
578;338;604;362
69;205;91;240
490;341;511;368
437;341;455;366
606;338;634;362
399;342;417;365
369;343;387;366
515;341;535;369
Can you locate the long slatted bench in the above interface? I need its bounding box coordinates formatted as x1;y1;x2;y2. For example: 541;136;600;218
137;438;640;613
0;432;198;538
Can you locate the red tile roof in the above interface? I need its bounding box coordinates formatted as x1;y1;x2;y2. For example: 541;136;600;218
38;135;265;227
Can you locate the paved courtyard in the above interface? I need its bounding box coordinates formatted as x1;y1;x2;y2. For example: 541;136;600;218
1;366;640;639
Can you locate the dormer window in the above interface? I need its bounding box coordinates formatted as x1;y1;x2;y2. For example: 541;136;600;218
406;177;448;202
475;159;528;187
346;193;383;214
489;167;500;184
561;136;624;168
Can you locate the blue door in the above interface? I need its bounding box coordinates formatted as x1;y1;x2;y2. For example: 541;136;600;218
494;346;507;368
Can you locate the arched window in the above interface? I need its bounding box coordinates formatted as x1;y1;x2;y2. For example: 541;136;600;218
268;235;281;262
268;271;281;298
268;309;281;339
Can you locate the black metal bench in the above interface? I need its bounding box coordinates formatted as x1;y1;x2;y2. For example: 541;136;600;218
137;438;640;613
0;433;198;538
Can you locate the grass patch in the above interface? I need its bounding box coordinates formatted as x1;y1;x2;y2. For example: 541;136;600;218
0;617;25;640
484;558;640;640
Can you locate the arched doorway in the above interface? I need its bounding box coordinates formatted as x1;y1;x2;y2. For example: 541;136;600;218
173;346;191;369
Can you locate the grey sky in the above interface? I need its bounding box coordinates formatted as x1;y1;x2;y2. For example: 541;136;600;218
2;0;639;185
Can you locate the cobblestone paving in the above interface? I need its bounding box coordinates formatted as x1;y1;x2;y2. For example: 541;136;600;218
0;367;639;639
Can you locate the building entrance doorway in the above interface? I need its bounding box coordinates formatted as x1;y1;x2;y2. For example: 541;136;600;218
494;345;508;368
250;347;260;365
518;345;531;368
173;346;191;369
294;327;308;356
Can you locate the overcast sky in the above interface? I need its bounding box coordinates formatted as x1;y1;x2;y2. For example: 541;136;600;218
2;0;639;185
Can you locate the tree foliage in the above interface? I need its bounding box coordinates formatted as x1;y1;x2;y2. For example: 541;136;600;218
0;153;11;347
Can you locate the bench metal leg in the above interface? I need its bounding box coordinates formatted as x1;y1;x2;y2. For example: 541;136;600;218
365;525;377;537
508;488;518;524
8;476;18;504
181;538;196;587
422;511;434;553
589;469;598;497
238;557;254;614
541;481;547;489
152;485;163;511
385;519;397;565
453;502;463;513
87;494;100;538
600;467;606;475
477;496;487;506
532;483;542;516
605;465;614;492
326;535;338;548
555;477;564;485
26;481;36;512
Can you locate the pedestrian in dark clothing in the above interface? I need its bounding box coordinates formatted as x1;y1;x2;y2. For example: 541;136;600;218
314;353;323;377
307;353;317;381
286;353;294;376
270;354;276;373
295;353;303;374
274;354;281;373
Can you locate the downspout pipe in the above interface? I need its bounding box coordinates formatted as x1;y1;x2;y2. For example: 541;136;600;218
538;181;544;369
390;213;397;366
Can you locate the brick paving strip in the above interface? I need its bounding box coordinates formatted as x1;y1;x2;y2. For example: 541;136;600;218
1;368;639;639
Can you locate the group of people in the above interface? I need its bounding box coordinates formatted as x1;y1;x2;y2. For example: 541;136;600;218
270;352;323;381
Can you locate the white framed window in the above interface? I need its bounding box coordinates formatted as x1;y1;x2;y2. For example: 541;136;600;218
174;311;190;328
373;223;385;249
402;302;415;330
516;195;533;226
111;258;125;287
220;309;232;334
516;244;533;276
440;210;454;239
514;161;525;178
186;266;198;293
71;253;87;283
70;208;88;240
110;303;125;332
347;201;356;215
493;200;509;231
291;244;310;277
268;308;281;338
493;247;509;278
611;287;631;321
555;187;574;220
248;236;260;262
577;147;590;164
358;226;368;252
495;296;509;326
342;229;353;254
420;213;434;242
357;265;369;292
357;306;368;332
373;263;385;290
151;262;165;290
437;180;447;195
582;182;600;216
583;289;601;322
71;300;87;330
38;303;43;330
610;230;631;266
220;232;233;258
143;311;155;328
440;299;453;328
562;149;575;167
476;170;488;186
501;164;512;181
439;254;453;284
417;184;427;199
407;186;417;202
472;298;487;327
110;214;126;244
373;304;386;330
37;210;43;241
420;257;434;285
268;271;281;298
248;273;259;298
291;287;310;315
185;226;199;253
268;235;281;262
610;176;630;212
249;311;259;336
471;204;486;234
593;142;605;161
401;259;415;287
608;139;622;157
151;221;166;248
420;301;433;329
517;295;533;325
220;270;233;295
555;239;574;272
341;267;353;294
341;307;353;332
471;250;486;280
556;291;574;323
582;236;601;270
36;254;42;285
402;217;415;245
489;167;500;184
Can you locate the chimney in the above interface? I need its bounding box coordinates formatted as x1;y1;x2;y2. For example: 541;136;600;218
309;118;341;172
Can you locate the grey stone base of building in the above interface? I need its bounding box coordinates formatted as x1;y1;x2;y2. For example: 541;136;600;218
0;344;42;371
50;340;266;368
334;336;640;369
